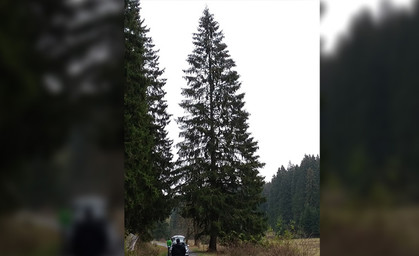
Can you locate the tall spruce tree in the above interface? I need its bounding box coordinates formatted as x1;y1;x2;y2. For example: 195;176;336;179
124;0;173;239
176;8;266;251
142;7;174;218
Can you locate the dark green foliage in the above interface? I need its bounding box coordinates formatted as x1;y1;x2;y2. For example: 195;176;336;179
264;155;320;237
124;0;173;239
142;19;174;204
0;0;46;211
124;0;152;237
152;220;170;240
169;209;186;236
321;4;419;255
176;8;266;251
1;0;124;211
299;205;319;237
321;2;419;203
169;208;195;239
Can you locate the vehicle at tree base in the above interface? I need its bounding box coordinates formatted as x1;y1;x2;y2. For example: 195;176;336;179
169;235;189;256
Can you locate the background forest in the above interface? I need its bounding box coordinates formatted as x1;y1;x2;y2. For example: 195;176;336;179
153;155;320;241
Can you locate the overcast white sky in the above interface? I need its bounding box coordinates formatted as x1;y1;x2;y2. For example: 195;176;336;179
321;0;415;54
141;0;414;181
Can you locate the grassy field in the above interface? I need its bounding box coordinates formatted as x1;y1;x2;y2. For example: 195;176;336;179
126;241;168;256
322;204;419;255
0;215;60;256
129;237;320;256
188;238;320;256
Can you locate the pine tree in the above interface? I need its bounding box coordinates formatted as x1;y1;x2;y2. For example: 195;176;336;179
124;0;152;237
124;0;173;239
142;10;175;218
176;8;266;251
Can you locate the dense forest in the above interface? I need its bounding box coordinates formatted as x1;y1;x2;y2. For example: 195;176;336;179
322;0;419;203
321;1;419;255
262;155;320;238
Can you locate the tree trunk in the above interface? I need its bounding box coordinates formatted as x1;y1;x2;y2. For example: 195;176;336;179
208;233;217;252
208;56;217;253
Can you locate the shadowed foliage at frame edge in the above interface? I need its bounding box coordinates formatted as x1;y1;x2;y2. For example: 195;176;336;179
321;1;419;255
0;0;124;255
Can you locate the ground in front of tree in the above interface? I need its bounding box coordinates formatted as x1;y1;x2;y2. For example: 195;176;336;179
187;238;320;256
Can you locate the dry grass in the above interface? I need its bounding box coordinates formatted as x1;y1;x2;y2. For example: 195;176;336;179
189;238;320;256
224;243;295;256
0;215;60;256
290;238;320;256
322;205;419;256
125;241;167;256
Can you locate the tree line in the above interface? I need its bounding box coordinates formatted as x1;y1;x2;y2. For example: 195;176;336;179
262;155;320;238
321;0;419;204
124;0;318;251
153;155;320;241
